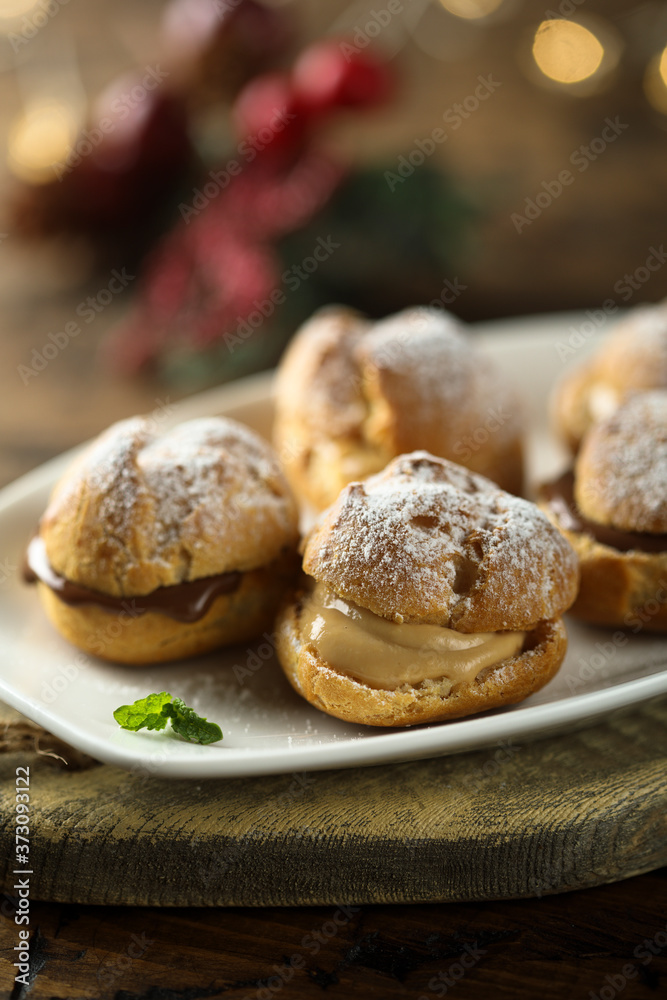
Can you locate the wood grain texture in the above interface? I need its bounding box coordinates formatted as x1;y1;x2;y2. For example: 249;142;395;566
1;872;666;999
1;698;666;908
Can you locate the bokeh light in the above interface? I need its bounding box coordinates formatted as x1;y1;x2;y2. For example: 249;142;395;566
660;47;667;86
7;100;79;184
0;0;40;34
644;46;667;114
439;0;504;20
0;0;39;17
532;19;604;85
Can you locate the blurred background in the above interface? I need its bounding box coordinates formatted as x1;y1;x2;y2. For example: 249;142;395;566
1;0;666;485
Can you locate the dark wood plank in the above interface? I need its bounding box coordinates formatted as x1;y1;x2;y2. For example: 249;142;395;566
1;871;666;999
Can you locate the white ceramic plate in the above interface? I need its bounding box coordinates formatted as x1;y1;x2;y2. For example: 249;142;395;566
1;313;666;778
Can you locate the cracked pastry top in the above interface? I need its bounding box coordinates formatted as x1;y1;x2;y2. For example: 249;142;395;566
552;299;667;453
540;392;667;630
40;416;298;595
28;415;300;663
273;305;524;510
276;452;579;727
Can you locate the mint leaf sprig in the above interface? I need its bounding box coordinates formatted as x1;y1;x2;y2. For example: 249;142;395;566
113;692;223;745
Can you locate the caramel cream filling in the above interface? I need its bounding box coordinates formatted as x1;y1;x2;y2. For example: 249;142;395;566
301;583;526;691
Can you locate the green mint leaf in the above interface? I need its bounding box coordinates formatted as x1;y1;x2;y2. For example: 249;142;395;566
113;693;223;745
113;691;173;732
163;697;223;745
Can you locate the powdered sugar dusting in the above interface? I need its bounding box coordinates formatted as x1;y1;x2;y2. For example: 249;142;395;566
139;418;292;552
44;415;298;592
362;309;472;401
275;306;522;490
577;391;667;532
356;307;522;462
601;302;667;388
304;452;578;631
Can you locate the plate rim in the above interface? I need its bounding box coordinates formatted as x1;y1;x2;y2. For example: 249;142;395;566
1;311;664;778
1;667;666;778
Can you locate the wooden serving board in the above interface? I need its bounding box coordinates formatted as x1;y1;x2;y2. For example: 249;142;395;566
1;696;666;907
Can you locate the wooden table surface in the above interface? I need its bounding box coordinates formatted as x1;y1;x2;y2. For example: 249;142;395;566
0;872;666;999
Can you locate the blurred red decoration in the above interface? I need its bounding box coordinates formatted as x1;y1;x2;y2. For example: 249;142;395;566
10;0;294;247
231;71;307;159
107;152;345;372
7;9;395;375
292;39;395;114
107;38;395;373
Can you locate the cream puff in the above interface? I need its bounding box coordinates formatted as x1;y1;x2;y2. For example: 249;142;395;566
540;392;667;630
25;416;299;664
276;452;578;727
552;299;667;452
273;305;524;510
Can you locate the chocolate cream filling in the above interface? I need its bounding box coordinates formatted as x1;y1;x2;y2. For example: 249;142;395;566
24;534;241;623
539;471;667;554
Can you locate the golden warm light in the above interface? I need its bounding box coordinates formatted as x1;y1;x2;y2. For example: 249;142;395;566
8;101;79;184
532;19;604;85
440;0;504;19
0;0;40;21
644;46;667;114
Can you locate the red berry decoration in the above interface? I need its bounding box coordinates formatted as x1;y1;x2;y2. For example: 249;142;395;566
292;39;393;115
232;71;306;156
107;151;346;372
